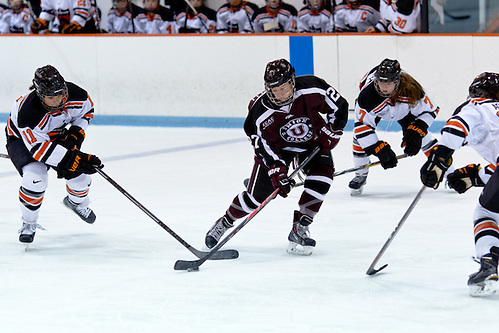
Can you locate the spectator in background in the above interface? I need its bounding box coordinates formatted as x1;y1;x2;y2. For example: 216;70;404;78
135;0;176;33
297;0;333;33
366;0;420;34
216;0;258;33
334;0;380;32
0;0;34;33
252;0;297;33
176;0;216;33
30;0;98;33
107;0;144;33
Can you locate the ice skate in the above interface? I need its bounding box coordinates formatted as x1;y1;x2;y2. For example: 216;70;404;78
205;216;232;249
287;211;316;256
62;196;96;224
349;173;367;196
468;247;499;297
18;220;45;245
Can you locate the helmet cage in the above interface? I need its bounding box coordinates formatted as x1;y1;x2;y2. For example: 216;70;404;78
264;59;296;107
33;65;68;112
469;72;499;100
374;58;401;98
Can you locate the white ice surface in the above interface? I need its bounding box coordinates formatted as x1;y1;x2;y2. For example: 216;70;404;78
0;125;497;333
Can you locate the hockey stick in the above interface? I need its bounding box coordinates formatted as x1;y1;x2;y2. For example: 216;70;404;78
243;154;408;188
443;10;470;21
95;167;239;260
0;153;9;159
174;146;321;271
366;185;427;276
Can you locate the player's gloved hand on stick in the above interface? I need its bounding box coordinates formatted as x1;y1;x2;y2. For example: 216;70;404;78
58;126;85;149
447;164;484;194
268;162;294;198
318;124;342;151
61;21;82;34
57;148;103;179
420;146;453;189
367;141;397;169
31;18;48;33
401;119;428;156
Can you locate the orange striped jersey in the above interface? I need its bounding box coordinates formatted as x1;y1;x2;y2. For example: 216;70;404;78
216;2;259;33
6;82;95;167
0;5;33;33
176;5;217;33
375;0;420;34
439;98;499;169
39;0;95;32
333;0;380;32
353;67;439;150
135;5;176;34
297;6;333;33
252;3;298;33
107;2;144;33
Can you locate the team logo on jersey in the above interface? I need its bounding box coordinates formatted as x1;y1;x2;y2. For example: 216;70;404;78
280;117;313;143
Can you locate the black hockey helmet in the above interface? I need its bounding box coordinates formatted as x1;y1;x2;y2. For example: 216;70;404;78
33;65;68;112
264;58;296;107
374;58;401;97
469;72;499;100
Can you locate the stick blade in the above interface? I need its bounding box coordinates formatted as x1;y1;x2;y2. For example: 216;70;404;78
209;249;239;260
174;259;201;271
366;264;388;276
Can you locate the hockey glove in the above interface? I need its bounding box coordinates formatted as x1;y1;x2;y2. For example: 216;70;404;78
366;141;397;169
57;126;86;150
61;21;82;34
401;120;428;156
268;162;294;198
447;164;484;194
31;18;48;34
57;148;103;179
318;124;342;151
420;146;453;189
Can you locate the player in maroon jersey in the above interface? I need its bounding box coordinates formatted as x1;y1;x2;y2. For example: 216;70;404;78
205;59;348;256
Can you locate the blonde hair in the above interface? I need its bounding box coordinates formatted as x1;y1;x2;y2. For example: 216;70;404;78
391;72;425;107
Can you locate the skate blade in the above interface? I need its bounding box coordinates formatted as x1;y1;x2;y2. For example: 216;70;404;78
469;280;498;297
286;241;313;256
350;187;364;196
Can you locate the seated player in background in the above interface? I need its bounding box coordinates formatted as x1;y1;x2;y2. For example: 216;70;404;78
176;0;216;33
135;0;176;33
297;0;333;33
107;0;144;33
252;0;297;33
0;0;33;34
216;0;258;33
333;0;380;32
366;0;420;34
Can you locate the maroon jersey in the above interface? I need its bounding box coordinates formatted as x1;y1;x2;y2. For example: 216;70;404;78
244;75;348;167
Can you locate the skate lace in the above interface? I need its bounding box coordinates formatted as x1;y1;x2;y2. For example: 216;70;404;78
75;205;92;218
296;224;310;239
18;222;46;234
208;219;229;239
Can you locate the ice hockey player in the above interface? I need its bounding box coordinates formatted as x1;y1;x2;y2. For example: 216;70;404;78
0;0;33;34
107;0;144;33
348;58;440;196
252;0;297;33
135;0;176;33
5;65;103;244
204;58;348;256
420;72;499;297
216;0;258;33
175;0;216;33
366;0;420;34
297;0;333;33
30;0;98;34
333;0;380;33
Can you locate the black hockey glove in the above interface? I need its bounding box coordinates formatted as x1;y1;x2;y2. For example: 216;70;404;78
447;164;485;194
420;146;453;189
401;120;428;156
318;124;342;151
268;162;294;198
366;141;397;169
57;126;85;150
61;21;82;34
57;148;103;179
31;18;48;34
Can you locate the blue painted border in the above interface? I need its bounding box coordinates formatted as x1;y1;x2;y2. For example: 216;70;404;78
0;112;445;132
289;36;314;76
